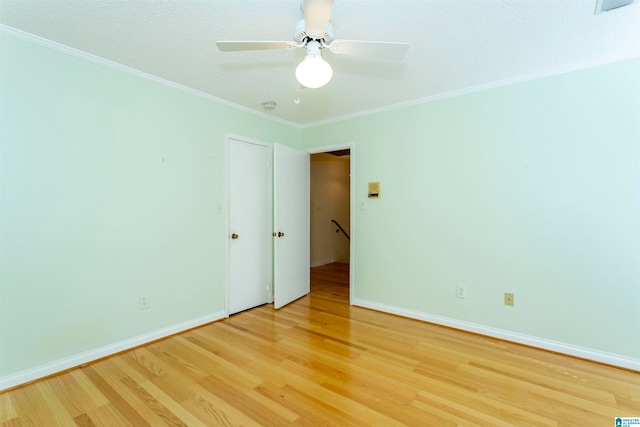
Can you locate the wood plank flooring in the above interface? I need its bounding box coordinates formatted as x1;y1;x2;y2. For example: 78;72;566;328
2;262;639;426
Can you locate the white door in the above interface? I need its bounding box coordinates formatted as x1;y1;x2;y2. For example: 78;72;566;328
228;138;270;315
273;143;310;309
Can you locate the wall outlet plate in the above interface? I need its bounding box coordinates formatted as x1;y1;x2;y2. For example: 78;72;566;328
456;285;467;299
139;295;150;310
504;292;514;306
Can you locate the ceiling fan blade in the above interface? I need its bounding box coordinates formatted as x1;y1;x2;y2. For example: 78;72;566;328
216;41;297;52
303;0;334;37
329;40;409;61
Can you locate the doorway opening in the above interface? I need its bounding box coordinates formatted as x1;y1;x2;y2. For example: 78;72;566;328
309;148;351;303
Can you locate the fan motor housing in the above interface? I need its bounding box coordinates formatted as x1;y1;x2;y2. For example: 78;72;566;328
295;19;334;44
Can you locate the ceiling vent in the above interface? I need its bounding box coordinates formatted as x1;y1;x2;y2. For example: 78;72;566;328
595;0;637;13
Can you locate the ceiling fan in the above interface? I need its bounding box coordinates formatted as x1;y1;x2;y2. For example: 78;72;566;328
216;0;409;89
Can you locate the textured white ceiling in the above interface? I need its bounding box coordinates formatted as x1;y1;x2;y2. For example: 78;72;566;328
1;0;638;126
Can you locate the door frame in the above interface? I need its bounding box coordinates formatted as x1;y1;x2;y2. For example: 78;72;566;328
225;134;273;317
307;142;355;305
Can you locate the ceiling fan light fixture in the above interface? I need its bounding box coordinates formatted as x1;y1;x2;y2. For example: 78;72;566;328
217;2;409;91
295;40;332;89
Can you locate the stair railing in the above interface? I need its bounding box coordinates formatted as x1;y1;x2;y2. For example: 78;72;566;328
331;219;350;241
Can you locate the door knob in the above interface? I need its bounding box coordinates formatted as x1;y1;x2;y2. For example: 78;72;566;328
278;232;285;237
231;233;239;239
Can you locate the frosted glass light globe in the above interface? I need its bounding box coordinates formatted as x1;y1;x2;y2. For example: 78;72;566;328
295;55;333;89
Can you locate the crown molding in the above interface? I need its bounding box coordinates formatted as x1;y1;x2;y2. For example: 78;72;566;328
2;24;637;132
0;25;301;129
300;54;640;129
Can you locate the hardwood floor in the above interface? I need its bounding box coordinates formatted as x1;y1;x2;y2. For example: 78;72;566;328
2;262;639;426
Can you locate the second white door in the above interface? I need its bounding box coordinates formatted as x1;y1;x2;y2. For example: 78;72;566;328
273;143;310;309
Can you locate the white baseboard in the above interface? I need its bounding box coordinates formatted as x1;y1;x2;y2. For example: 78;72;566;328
310;258;335;268
4;302;637;391
0;311;226;391
352;298;640;372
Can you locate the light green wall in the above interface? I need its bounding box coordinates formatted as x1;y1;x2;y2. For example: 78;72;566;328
302;58;640;359
0;33;299;377
1;29;638;382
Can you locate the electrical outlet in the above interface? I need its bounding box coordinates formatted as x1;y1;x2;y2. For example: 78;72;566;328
504;292;514;306
139;295;150;310
456;285;467;299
